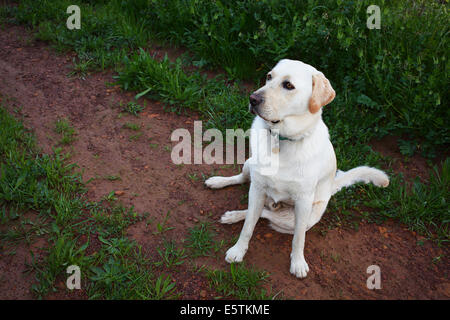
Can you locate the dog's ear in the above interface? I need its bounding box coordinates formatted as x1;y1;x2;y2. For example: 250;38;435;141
309;73;336;114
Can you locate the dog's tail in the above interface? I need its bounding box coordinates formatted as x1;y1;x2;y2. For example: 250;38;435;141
332;166;389;195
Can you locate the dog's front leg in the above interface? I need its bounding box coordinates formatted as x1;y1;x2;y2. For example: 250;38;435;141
225;183;266;263
290;194;314;278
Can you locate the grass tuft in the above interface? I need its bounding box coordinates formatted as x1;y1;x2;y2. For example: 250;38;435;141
54;118;76;145
207;263;273;300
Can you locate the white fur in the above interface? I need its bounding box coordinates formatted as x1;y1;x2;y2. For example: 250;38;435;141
205;59;389;278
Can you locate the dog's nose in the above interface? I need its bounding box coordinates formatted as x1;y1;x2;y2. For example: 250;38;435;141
249;93;263;107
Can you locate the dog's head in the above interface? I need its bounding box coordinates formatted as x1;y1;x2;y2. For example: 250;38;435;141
249;59;335;135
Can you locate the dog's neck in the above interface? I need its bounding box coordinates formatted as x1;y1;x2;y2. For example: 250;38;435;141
269;111;323;143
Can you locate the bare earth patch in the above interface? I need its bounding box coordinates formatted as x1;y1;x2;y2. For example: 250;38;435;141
0;25;448;300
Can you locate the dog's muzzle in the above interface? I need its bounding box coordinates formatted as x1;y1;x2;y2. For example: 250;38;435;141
249;92;263;106
249;92;263;115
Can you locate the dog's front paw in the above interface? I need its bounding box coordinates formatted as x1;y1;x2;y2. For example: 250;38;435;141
290;257;310;278
225;245;247;263
205;176;227;189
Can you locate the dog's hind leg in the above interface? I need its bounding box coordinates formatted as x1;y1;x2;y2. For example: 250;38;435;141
306;180;332;231
265;209;295;234
306;200;329;231
264;200;329;233
220;197;286;225
220;206;288;225
221;205;327;235
205;161;250;189
220;210;247;224
263;199;330;234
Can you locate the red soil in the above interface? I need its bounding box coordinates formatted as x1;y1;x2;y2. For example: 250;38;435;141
0;25;448;300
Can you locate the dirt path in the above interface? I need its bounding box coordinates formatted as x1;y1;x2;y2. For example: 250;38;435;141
0;25;448;300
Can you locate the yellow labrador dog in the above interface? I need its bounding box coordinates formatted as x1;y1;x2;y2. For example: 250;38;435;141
205;59;389;278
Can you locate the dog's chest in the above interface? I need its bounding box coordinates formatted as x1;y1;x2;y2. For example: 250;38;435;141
250;145;312;202
248;117;334;201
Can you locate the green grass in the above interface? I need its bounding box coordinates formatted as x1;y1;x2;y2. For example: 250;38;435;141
187;173;199;182
123;122;140;131
68;57;94;80
364;160;449;242
128;132;143;142
153;211;174;235
185;221;217;258
104;175;121;181
207;263;273;300
88;237;179;299
115;50;251;131
122;101;144;116
155;240;187;270
0;104;180;299
54;118;76;145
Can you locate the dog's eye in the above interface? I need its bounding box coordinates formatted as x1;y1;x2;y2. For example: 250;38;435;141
266;74;272;81
282;81;295;90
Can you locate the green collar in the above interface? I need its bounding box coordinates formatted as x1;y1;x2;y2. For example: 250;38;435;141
279;135;293;141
